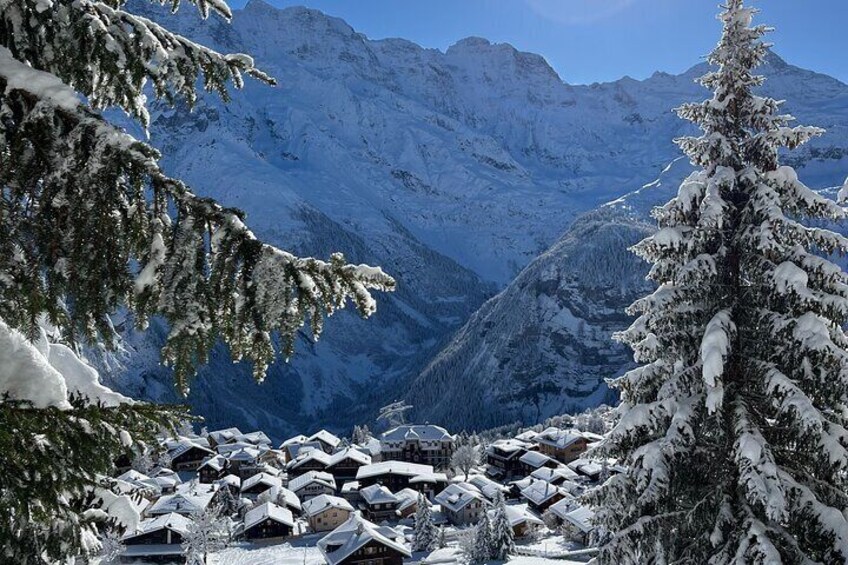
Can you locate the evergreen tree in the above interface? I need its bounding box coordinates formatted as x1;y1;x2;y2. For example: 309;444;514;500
412;494;438;552
0;0;393;561
490;492;514;560
437;525;447;549
97;527;125;565
590;2;848;563
472;508;493;564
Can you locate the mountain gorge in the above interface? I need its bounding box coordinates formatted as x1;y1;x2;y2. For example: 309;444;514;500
102;0;848;437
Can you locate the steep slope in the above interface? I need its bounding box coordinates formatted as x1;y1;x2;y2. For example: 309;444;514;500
102;1;848;436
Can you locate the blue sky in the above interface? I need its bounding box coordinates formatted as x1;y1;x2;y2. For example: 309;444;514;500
230;0;848;85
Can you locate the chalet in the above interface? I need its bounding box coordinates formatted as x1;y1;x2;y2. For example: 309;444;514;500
303;494;355;532
198;455;228;483
235;430;273;447
328;448;372;485
356;461;447;499
308;429;343;454
264;484;303;514
520;480;566;512
467;474;510;501
318;513;411;565
288;471;337;501
393;488;421;519
122;513;192;560
341;481;362;505
534;428;590;464
359;484;400;522
206;427;243;449
567;458;605;482
530;466;580;486
225;446;264;480
489;505;544;538
514;430;539;443
485;439;533;480
215;474;241;497
378;425;455;469
287;448;332;477
241;472;283;499
240;502;295;541
166;438;215;472
559;504;597;546
519;450;559;475
434;484;486;526
147;486;216;516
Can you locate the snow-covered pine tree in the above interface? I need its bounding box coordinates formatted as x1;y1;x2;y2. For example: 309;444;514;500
472;508;493;564
490;492;514;561
0;0;394;561
412;494;438;552
589;2;848;563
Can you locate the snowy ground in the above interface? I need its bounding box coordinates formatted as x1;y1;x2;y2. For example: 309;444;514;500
210;540;325;565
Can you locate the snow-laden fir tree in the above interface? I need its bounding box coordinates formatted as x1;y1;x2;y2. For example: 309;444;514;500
490;492;515;561
182;505;230;565
412;494;439;552
471;508;493;564
589;2;848;563
0;0;394;561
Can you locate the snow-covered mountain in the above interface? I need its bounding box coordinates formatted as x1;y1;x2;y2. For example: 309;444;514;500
104;1;848;437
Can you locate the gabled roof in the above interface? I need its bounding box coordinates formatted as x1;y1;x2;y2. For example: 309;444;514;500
166;438;214;461
356;461;438;480
198;454;227;472
534;428;586;450
266;485;302;512
241;472;282;493
394;488;422;513
243;502;294;531
514;430;539;442
328;447;372;467
566;458;604;478
360;484;399;506
123;513;193;540
280;434;310;449
303;494;355;517
467;474;510;499
487;439;531;457
520;480;564;506
236;431;272;446
380;425;454;443
519;450;555;469
548;497;580;521
308;429;342;448
225;447;263;463
287;448;332;471
288;471;336;494
207;427;242;445
147;491;214;515
216;474;241;489
562;505;595;533
488;505;544;528
530;466;580;483
435;484;484;513
318;513;410;565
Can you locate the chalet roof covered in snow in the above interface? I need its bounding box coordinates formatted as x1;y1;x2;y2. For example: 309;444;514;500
241;472;282;493
123;512;194;540
266;485;303;511
318;513;410;565
530;466;580;483
467;474;510;499
165;437;214;460
562;505;595;533
236;431;272;446
328;447;372;467
548;497;580;521
435;483;484;512
198;454;227;472
280;434;310;448
147;490;215;515
287;447;332;470
394;488;421;513
514;430;539;442
216;474;241;489
489;504;544;528
356;461;440;481
308;429;342;448
207;427;242;445
302;494;355;517
519;450;555;469
288;470;336;493
567;458;604;478
225;446;263;462
243;501;295;531
534;428;586;449
520;480;564;506
380;424;454;443
360;484;400;506
487;439;531;455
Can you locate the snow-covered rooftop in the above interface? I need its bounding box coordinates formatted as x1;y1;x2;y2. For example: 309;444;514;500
288;470;336;493
241;472;282;493
534;428;586;450
519;480;564;505
380;424;454;443
356;460;438;480
123;512;193;540
318;513;410;565
360;484;399;506
243;502;295;531
435;483;484;512
519;450;554;468
328;447;372;467
302;494;355;517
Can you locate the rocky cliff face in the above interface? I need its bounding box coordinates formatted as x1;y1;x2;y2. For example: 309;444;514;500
104;1;848;437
